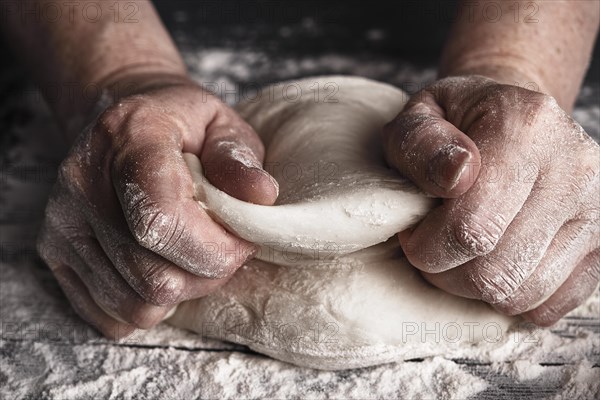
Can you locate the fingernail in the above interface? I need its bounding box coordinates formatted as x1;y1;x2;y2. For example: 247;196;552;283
247;167;280;198
216;139;262;169
262;169;280;197
429;144;472;190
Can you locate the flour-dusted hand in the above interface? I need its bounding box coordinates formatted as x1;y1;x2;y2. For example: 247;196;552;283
37;80;278;338
1;1;278;339
383;76;599;325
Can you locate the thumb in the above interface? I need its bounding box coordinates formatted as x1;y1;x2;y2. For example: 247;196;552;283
201;115;279;206
382;88;481;198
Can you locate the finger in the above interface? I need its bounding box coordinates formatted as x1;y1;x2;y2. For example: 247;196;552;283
51;262;136;340
37;211;132;338
399;98;552;272
420;173;582;300
401;176;536;273
41;222;176;328
423;214;590;304
523;248;600;327
39;198;184;326
90;225;230;306
201;111;279;205
383;92;481;197
492;218;597;315
109;127;256;278
67;234;177;328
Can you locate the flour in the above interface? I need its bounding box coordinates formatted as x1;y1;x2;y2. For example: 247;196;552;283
209;355;488;399
6;322;595;400
213;139;262;169
23;344;489;400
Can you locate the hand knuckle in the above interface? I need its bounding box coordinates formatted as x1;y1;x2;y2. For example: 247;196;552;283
201;239;250;278
498;302;522;317
519;86;550;108
138;267;184;306
37;244;58;267
57;158;77;183
467;271;497;303
127;304;160;329
99;96;170;142
467;258;524;303
481;85;518;109
524;93;563;131
493;289;532;317
96;100;140;137
399;114;438;145
582;255;600;282
493;298;521;316
131;206;183;253
529;91;557;110
573;147;600;199
451;209;504;258
529;304;563;327
36;234;54;265
486;85;552;119
35;225;66;268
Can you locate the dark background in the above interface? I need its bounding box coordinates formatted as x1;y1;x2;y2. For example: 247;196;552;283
152;0;455;60
151;0;600;82
2;0;599;80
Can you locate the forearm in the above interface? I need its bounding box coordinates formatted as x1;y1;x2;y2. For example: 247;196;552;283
1;0;187;139
440;0;599;111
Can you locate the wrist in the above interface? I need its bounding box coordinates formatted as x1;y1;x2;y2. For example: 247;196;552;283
41;1;190;141
439;59;552;97
62;63;191;143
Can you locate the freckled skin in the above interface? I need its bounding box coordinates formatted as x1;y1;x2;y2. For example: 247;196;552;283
2;0;599;338
35;82;278;339
385;77;600;325
3;2;278;339
383;1;600;326
386;81;599;324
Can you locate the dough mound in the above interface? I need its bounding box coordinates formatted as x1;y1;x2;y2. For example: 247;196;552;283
169;76;515;370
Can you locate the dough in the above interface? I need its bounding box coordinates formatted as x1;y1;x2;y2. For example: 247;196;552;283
169;76;515;370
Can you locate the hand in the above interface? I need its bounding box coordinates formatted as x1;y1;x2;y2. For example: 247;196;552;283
37;78;278;339
383;76;599;326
